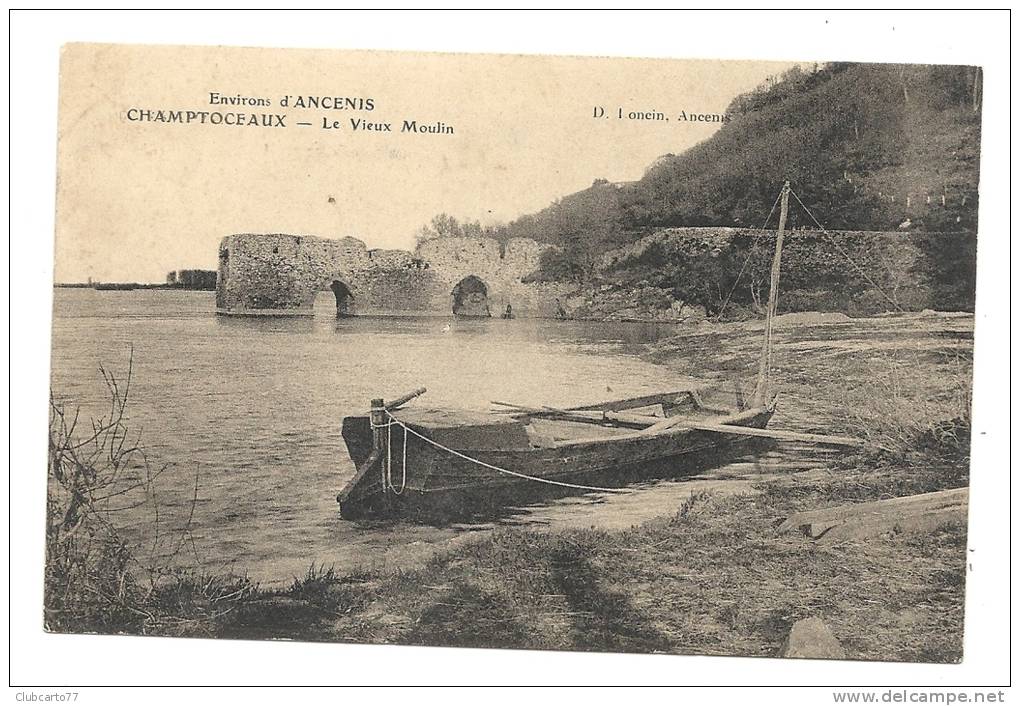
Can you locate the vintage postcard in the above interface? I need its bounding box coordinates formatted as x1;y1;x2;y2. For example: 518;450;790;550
47;42;981;664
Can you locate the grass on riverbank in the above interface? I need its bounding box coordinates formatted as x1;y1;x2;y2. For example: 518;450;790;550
205;477;964;662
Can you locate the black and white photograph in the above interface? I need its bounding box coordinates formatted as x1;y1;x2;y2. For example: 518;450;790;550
8;9;1012;697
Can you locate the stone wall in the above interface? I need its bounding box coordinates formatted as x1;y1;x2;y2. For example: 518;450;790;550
593;226;978;317
216;233;572;317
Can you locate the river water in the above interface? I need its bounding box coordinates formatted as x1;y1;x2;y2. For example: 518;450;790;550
50;288;865;585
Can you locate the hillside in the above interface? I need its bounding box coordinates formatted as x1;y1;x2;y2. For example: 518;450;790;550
623;62;981;232
494;62;982;283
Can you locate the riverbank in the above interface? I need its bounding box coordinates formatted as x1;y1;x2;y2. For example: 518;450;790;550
46;311;972;661
258;480;965;661
203;383;968;662
100;450;967;661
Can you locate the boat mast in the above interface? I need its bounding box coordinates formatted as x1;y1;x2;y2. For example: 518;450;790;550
754;180;790;407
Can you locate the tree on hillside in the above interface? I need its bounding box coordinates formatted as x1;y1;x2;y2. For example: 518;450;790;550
415;213;486;244
546;180;625;281
511;179;629;282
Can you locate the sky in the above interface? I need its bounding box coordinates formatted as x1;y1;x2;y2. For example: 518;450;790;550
55;44;796;283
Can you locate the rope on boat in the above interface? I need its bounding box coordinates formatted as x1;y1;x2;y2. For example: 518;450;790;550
373;417;408;494
377;410;627;494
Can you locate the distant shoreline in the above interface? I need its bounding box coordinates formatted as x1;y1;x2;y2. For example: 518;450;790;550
53;282;216;291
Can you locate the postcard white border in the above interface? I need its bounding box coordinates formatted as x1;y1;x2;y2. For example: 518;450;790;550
7;9;1012;697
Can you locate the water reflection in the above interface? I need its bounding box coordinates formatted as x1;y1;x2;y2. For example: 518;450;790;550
214;313;318;335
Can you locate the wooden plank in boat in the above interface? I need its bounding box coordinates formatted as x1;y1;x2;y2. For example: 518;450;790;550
683;422;863;446
572;390;701;413
526;418;639;446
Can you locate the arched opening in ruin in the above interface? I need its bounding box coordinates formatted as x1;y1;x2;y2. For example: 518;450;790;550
330;280;354;318
451;275;491;317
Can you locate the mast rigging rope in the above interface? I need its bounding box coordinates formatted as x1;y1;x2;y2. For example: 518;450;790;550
718;183;906;318
716;189;784;320
788;187;905;312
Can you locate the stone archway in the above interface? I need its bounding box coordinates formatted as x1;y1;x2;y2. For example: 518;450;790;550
330;280;354;317
451;275;491;317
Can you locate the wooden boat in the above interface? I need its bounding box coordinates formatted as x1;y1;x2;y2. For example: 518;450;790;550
338;391;781;519
336;182;859;520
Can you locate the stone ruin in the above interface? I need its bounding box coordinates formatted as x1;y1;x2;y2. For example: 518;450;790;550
215;233;573;318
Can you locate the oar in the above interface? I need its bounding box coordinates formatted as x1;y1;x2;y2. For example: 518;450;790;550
682;422;864;447
491;401;661;427
643;418;863;447
492;401;607;422
641;415;692;434
492;401;863;446
491;400;555;414
492;401;582;416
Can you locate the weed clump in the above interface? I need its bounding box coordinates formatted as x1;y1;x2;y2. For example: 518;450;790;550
46;356;258;637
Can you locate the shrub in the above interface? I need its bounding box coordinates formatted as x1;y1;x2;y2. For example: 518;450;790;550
45;354;253;636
